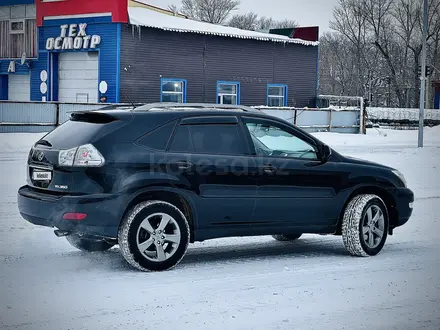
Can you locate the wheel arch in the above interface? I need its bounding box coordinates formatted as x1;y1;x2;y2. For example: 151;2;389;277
335;185;397;235
120;187;197;243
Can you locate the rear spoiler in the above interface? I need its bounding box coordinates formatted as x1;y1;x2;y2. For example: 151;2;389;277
70;111;118;124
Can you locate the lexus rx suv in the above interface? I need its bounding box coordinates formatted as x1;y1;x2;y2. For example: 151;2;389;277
17;103;414;271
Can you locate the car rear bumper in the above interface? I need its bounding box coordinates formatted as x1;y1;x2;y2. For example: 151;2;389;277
17;185;126;238
393;187;414;227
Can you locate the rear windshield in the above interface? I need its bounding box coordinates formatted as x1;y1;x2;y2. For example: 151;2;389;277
41;120;107;149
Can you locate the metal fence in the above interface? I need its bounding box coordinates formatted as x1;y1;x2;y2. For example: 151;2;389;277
256;107;361;134
0;101;125;133
0;101;362;134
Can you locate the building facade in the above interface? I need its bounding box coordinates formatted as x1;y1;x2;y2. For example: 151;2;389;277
1;0;320;108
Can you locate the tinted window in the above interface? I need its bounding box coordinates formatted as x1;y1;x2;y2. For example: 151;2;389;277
169;124;245;155
41;120;107;149
137;121;176;150
169;125;193;152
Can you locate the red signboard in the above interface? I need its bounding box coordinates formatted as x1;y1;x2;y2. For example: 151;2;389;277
36;0;128;26
292;27;319;42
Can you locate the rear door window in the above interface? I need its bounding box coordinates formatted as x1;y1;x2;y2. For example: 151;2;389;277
169;123;246;155
169;125;193;152
137;121;176;151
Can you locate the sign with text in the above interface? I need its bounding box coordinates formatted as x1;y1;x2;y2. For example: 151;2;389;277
46;24;101;50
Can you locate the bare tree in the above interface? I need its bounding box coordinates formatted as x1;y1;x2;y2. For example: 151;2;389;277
180;0;240;24
270;19;299;29
257;17;275;31
330;0;368;97
168;4;180;15
229;13;298;31
321;0;440;107
229;12;259;30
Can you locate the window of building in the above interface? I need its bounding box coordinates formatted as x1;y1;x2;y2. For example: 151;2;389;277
244;120;318;160
161;79;187;103
136;120;177;151
217;81;240;105
169;124;245;155
267;84;288;107
0;5;37;59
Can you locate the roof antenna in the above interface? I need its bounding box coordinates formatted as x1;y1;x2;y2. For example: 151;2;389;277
124;92;136;110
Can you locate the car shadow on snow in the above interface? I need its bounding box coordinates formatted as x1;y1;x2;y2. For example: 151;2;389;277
65;237;351;272
63;237;425;272
181;238;349;266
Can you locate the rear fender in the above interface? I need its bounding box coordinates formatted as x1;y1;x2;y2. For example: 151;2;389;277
116;171;191;194
121;186;199;240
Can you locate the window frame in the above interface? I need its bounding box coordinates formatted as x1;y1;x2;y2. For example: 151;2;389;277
240;116;321;161
267;84;288;107
166;116;250;156
9;19;25;34
217;81;240;105
0;17;37;59
160;78;187;103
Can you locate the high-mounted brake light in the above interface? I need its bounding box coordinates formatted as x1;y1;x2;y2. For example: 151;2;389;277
58;144;105;167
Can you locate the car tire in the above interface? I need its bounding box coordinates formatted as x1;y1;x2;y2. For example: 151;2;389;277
272;234;302;241
66;234;115;252
118;200;190;272
342;194;389;257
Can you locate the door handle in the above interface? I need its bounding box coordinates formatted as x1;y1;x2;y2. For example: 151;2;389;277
176;161;193;170
262;164;277;174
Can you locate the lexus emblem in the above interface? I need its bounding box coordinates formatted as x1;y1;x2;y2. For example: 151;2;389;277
37;151;44;162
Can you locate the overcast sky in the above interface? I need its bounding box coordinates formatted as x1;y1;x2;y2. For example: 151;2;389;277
147;0;339;33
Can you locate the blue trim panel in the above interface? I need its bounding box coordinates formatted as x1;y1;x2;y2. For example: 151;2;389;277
216;81;241;105
160;78;187;103
435;91;440;109
0;75;8;100
42;16;113;27
315;47;319;107
116;23;121;103
267;84;288;107
50;52;60;101
1;0;34;5
0;59;31;75
97;48;101;101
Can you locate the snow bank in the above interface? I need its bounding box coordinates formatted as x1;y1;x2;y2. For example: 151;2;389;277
368;107;440;121
314;126;440;148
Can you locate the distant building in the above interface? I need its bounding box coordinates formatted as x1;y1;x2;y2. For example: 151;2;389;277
0;0;319;107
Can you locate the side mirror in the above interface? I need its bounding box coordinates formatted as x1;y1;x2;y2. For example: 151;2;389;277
320;144;332;163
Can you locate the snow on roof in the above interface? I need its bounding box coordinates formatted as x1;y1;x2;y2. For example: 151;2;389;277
128;7;319;46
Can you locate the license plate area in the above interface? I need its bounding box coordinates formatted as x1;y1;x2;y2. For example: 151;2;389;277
29;165;53;188
32;171;52;181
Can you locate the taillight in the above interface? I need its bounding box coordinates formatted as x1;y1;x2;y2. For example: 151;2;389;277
58;144;105;167
58;147;77;166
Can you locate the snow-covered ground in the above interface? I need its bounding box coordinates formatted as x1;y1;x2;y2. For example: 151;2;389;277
1;127;439;330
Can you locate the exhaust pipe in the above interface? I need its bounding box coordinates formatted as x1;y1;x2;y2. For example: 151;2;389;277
54;229;71;237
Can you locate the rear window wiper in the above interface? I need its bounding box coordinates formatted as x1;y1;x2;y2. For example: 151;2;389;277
35;140;52;147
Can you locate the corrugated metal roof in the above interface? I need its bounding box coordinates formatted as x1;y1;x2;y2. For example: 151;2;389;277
128;7;319;46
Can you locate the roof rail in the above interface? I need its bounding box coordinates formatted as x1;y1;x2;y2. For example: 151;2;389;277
133;103;259;112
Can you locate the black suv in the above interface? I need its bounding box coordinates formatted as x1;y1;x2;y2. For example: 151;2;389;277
17;103;414;271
